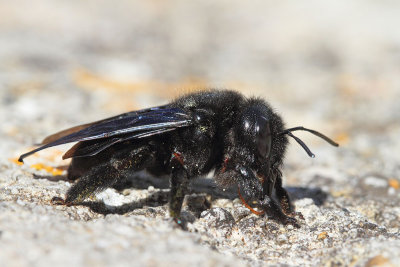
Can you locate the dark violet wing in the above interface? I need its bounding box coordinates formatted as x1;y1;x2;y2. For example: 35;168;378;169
61;137;123;159
18;106;192;162
40;106;169;144
62;128;176;159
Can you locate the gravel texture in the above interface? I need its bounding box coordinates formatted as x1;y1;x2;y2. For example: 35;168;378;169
1;1;400;266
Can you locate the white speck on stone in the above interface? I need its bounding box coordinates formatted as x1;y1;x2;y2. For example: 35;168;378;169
77;209;85;215
16;198;25;206
348;228;358;239
294;198;314;207
96;188;127;206
364;176;388;188
148;186;155;192
300;167;347;182
11;188;19;195
95;239;110;250
200;210;208;218
387;187;396;195
277;234;288;244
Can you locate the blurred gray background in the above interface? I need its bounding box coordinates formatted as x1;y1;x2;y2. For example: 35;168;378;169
2;0;400;164
1;1;400;266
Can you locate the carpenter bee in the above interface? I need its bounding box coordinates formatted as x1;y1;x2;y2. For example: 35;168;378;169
19;90;338;227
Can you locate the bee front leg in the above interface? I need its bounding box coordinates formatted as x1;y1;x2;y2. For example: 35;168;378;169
258;196;299;228
237;166;299;228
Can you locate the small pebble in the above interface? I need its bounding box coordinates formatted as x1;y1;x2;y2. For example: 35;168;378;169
148;186;155;192
277;234;287;244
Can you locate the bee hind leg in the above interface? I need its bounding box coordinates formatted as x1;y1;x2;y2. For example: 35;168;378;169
55;146;154;206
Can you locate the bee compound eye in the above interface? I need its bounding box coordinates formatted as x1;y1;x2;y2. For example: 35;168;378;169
256;118;272;158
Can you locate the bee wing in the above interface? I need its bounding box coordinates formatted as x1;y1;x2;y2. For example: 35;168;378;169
40;105;169;144
18;106;192;162
62;128;176;159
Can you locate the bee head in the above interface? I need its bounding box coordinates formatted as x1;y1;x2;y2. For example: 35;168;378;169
234;98;288;167
234;98;339;167
236;106;272;160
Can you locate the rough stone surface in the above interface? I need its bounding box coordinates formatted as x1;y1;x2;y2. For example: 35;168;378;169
1;1;400;266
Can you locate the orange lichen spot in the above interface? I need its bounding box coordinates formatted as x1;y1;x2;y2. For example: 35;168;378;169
74;67;207;97
51;168;65;176
365;255;390;267
163;78;208;98
317;231;329;240
19;147;65;163
4;126;19;137
44;150;65;162
9;158;23;166
331;189;352;197
334;132;349;145
73;68;152;93
337;74;360;97
30;163;65;176
74;67;211;112
388;178;399;189
31;163;52;172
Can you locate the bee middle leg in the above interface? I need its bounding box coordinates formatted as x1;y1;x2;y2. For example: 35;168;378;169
168;153;189;225
60;146;154;205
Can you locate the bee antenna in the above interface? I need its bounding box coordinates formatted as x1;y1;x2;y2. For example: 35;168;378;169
279;126;339;158
280;126;339;147
285;131;315;158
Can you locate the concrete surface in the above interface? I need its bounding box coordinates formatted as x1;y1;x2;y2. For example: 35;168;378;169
1;1;399;266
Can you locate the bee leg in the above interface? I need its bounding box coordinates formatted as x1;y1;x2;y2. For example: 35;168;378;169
66;141;114;181
273;169;293;214
237;166;299;227
67;156;107;181
62;146;154;205
236;166;264;200
63;162;125;205
53;161;125;206
169;153;189;227
259;196;300;228
274;170;304;220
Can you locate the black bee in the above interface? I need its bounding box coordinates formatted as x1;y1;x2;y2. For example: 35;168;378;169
19;90;338;227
